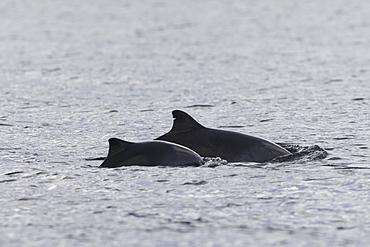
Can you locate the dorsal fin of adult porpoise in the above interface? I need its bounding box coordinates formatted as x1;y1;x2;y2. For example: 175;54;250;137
107;138;133;156
170;110;205;134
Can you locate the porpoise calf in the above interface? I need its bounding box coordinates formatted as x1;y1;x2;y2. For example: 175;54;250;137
100;138;203;168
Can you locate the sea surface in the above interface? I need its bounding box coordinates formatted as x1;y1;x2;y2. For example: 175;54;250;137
1;0;369;246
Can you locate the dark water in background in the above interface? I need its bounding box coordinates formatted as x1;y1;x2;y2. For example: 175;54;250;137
1;0;369;246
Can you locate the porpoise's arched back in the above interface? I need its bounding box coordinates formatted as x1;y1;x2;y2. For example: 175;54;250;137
100;138;203;168
155;110;290;163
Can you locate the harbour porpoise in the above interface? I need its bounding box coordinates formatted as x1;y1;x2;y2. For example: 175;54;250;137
155;110;290;163
100;138;203;168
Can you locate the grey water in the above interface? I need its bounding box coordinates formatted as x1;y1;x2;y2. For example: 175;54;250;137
1;0;369;246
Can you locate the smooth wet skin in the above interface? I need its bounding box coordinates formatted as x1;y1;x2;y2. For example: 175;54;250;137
100;138;203;168
156;110;290;163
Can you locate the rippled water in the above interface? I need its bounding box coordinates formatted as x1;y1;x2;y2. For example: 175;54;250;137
1;0;370;246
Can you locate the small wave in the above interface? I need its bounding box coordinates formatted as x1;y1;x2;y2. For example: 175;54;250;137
272;144;328;163
202;157;228;167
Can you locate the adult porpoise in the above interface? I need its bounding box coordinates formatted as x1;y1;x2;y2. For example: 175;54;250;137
100;138;203;168
155;110;290;163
